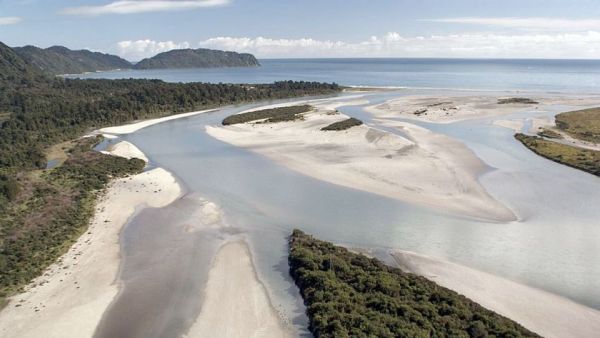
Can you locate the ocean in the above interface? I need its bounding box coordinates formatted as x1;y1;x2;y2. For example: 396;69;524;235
71;58;600;93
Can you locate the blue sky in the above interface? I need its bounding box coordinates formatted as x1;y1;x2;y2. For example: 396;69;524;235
2;0;600;60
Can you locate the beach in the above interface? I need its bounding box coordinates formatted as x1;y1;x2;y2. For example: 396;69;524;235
206;98;516;222
392;250;600;338
0;142;181;338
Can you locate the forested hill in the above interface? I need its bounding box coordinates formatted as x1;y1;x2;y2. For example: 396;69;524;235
0;42;44;82
13;45;132;75
134;48;260;69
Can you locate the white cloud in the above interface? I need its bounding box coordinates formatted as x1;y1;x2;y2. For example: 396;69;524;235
0;16;22;25
116;31;600;60
425;17;600;32
62;0;229;16
117;39;190;60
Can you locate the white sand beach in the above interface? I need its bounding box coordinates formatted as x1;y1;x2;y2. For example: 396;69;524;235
392;250;600;338
99;109;215;135
185;241;291;338
0;145;181;338
206;101;516;222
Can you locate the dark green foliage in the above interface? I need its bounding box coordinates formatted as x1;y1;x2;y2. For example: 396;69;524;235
0;137;145;302
222;105;312;125
0;78;339;170
134;48;260;69
0;174;19;202
321;117;363;131
497;98;539;105
289;230;539;338
515;133;600;176
14;45;132;75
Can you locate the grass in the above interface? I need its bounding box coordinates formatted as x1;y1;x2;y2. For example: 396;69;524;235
515;133;600;176
555;107;600;143
321;117;363;131
289;229;539;338
497;98;539;105
0;136;145;304
222;105;312;125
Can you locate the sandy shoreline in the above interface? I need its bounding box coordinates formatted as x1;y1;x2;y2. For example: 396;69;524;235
392;250;600;338
206;98;516;222
99;109;215;135
0;143;181;338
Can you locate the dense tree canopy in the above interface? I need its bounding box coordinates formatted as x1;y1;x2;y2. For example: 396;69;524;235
289;230;539;338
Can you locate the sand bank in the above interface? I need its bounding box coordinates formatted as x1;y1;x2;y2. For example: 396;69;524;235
366;95;538;123
206;101;515;222
0;145;181;338
185;241;291;338
99;109;215;135
392;250;600;338
101;141;148;162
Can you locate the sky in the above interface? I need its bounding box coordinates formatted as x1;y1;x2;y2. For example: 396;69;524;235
1;0;600;60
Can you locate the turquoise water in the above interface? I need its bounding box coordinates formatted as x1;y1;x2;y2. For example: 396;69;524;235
71;58;600;93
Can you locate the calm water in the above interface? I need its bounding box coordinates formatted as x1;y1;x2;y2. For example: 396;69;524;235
70;58;600;93
89;61;600;336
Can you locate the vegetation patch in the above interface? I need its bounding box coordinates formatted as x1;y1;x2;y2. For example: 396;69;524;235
555;107;600;143
222;105;312;125
537;128;562;139
289;229;539;338
0;136;145;304
515;133;600;176
321;117;363;131
497;98;539;105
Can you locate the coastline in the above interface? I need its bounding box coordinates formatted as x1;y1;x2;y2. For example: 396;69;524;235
392;250;600;338
0;142;181;338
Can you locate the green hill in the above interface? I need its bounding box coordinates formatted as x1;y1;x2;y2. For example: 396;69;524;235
13;45;132;75
0;42;44;82
134;48;260;69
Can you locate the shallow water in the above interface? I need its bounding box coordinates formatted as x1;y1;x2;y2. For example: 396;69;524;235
96;91;600;337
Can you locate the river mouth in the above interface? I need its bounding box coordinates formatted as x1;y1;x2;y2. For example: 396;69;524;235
95;91;600;337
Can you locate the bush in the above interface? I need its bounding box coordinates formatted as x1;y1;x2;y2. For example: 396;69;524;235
289;230;539;338
321;117;363;131
222;105;312;125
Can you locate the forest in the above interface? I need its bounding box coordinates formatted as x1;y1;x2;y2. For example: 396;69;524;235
289;230;539;338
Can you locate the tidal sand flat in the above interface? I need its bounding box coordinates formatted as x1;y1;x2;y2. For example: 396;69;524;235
185;241;291;338
206;99;515;222
366;94;600;124
0;144;181;338
392;250;600;338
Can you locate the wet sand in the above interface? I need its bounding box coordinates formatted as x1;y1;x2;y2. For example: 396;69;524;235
185;241;291;337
